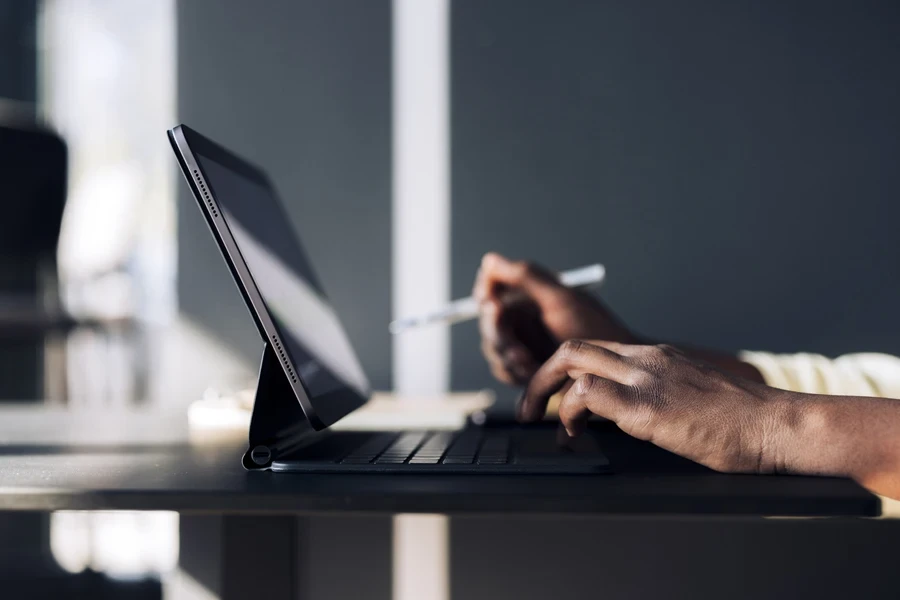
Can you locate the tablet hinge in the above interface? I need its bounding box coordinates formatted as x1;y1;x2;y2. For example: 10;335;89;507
242;343;317;470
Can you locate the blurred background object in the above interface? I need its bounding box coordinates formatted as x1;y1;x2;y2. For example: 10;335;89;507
42;0;176;328
40;0;179;592
0;114;67;401
1;0;180;597
41;0;178;407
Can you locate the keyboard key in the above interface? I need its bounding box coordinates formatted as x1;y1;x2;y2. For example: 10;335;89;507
373;432;428;464
445;433;482;459
330;428;608;470
340;433;399;463
476;434;509;464
375;456;409;464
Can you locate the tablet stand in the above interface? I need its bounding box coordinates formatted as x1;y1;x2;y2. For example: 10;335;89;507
242;343;316;470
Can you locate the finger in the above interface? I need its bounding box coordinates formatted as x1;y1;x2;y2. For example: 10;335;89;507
521;380;573;420
589;340;685;361
519;340;636;422
556;423;573;447
500;300;558;365
479;300;513;383
480;299;524;357
492;298;520;355
479;302;537;384
478;298;503;353
557;374;631;437
481;253;563;307
501;344;539;384
585;339;641;357
487;358;516;386
472;266;488;302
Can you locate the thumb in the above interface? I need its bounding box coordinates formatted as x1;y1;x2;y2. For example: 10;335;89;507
481;253;566;308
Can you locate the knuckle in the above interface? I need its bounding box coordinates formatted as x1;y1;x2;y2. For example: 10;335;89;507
646;344;668;358
519;260;535;275
573;373;601;397
631;345;656;363
624;368;649;388
512;260;538;282
558;339;587;360
634;345;672;375
511;260;528;278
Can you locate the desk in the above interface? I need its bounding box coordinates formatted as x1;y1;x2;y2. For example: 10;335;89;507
0;410;879;516
0;408;885;599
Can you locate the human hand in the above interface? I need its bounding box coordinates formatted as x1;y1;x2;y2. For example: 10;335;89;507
518;340;789;473
473;253;636;385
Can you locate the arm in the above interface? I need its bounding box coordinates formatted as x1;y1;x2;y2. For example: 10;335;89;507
517;339;900;500
781;394;900;499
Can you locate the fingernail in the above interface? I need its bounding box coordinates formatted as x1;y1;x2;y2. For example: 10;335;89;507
515;392;526;420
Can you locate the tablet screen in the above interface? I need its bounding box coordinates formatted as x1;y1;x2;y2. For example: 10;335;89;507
189;136;370;427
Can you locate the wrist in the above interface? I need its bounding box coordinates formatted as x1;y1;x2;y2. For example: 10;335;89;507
767;392;856;478
764;391;900;498
756;389;798;474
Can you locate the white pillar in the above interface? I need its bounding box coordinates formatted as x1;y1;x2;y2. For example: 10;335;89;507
391;1;451;600
392;0;451;396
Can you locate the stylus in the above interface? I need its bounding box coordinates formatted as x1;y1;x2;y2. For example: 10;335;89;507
389;263;606;334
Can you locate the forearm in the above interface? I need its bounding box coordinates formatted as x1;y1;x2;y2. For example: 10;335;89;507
776;393;900;499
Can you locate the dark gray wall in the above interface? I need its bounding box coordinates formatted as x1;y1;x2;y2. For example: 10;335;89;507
451;0;900;399
176;0;392;389
0;0;37;103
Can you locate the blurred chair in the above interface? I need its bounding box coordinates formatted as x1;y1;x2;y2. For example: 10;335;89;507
0;114;68;401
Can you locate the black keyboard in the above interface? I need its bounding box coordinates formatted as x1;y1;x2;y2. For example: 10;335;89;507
270;428;610;474
340;430;510;466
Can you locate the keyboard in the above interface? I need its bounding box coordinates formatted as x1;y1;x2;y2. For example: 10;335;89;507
341;431;510;466
270;428;610;474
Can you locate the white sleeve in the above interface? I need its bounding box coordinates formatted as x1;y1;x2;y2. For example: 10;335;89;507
738;351;900;399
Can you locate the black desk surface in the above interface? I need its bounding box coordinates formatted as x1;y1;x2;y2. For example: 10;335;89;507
0;409;880;517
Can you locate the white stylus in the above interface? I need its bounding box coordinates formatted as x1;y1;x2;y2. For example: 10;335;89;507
389;264;606;334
